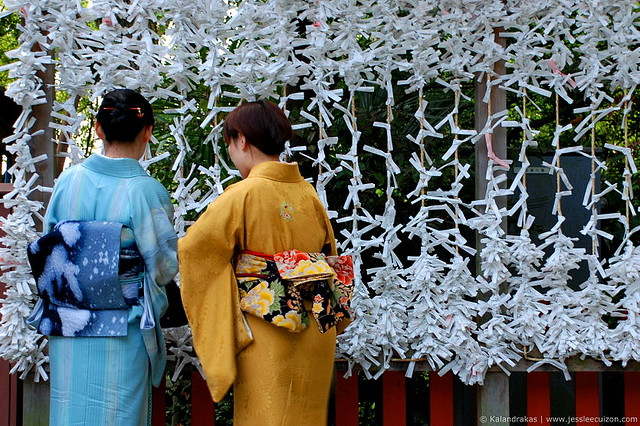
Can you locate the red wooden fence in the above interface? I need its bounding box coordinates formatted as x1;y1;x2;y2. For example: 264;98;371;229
145;369;640;426
3;366;640;425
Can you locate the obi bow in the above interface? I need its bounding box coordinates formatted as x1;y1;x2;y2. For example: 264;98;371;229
235;249;354;333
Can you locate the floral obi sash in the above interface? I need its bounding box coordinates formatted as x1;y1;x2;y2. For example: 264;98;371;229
235;249;354;333
26;220;144;337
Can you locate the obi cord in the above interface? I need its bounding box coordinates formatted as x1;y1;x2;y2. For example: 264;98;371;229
235;249;354;333
27;220;145;337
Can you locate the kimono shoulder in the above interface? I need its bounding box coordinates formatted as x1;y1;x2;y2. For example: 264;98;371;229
128;175;172;197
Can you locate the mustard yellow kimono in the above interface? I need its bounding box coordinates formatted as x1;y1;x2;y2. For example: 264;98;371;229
179;161;339;425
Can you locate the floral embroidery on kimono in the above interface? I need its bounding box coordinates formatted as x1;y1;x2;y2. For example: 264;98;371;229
279;201;295;221
235;249;354;333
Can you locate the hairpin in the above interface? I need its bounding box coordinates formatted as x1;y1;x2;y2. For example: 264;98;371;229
101;107;144;118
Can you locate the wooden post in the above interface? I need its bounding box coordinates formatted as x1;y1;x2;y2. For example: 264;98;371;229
22;380;49;426
624;372;640;425
474;33;507;212
335;371;359;426
382;371;406;425
191;370;215;425
16;30;56;425
575;372;600;426
430;372;454;426
477;372;509;426
151;377;166;426
0;361;17;426
527;372;550;425
475;27;509;426
28;32;55;230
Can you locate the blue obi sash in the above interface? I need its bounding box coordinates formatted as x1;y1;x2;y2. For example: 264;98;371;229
27;220;144;337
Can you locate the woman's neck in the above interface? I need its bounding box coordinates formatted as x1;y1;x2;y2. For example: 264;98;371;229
103;138;146;160
104;144;135;159
99;124;151;160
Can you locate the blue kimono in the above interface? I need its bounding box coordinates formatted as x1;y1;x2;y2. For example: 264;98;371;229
32;153;178;426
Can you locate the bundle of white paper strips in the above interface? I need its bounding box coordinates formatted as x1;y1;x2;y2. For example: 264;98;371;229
0;0;639;385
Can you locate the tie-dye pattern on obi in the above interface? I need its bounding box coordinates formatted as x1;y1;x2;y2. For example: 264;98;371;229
235;249;354;333
27;220;144;337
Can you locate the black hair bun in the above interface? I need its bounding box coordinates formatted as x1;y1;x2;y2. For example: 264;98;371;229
96;89;154;143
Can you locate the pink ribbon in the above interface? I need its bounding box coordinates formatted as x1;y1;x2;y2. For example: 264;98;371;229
549;59;577;89
485;133;509;169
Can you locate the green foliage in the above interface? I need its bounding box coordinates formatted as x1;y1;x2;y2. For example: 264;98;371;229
165;372;191;425
147;81;240;222
164;371;234;426
0;3;20;88
215;390;234;426
504;87;640;252
282;75;479;271
592;94;640;257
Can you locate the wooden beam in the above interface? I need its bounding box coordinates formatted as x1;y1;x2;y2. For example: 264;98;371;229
338;358;640;373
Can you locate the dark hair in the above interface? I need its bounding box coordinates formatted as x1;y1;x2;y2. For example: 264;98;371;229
222;99;293;156
96;89;154;143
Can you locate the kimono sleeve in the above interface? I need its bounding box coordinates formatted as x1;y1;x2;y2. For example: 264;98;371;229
178;186;253;403
128;177;179;286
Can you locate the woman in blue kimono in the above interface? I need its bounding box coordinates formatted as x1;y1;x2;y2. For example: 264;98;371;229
30;89;178;425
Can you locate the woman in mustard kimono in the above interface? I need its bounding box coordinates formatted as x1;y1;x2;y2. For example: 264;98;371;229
179;100;353;425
